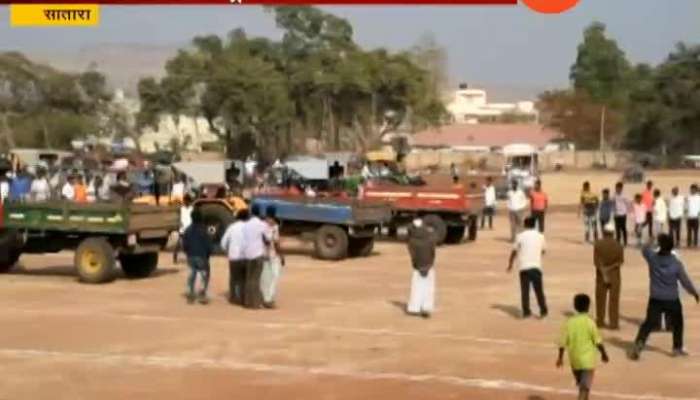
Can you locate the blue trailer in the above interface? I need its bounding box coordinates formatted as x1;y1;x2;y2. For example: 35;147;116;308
250;195;391;260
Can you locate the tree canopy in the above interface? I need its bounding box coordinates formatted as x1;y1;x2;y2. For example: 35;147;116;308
137;6;447;160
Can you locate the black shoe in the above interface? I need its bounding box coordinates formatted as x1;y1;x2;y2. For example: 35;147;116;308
420;311;431;319
263;301;277;309
540;311;548;319
522;312;532;319
629;342;643;361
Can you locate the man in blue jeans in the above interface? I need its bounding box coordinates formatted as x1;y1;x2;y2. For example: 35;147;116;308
183;208;213;304
631;234;699;359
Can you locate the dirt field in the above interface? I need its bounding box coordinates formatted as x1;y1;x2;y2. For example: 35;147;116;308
1;208;699;399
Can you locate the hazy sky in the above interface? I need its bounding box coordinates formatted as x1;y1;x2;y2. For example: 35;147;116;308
1;1;698;87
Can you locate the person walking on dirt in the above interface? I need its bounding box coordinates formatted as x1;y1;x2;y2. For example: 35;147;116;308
183;208;213;304
406;218;436;318
642;180;655;238
579;182;600;243
260;208;285;309
630;234;699;360
508;216;548;318
652;189;668;238
221;209;249;305
557;294;609;400
242;204;272;309
613;182;631;246
173;194;194;264
668;187;684;246
529;180;548;233
481;176;496;230
687;184;700;248
633;194;648;248
598;189;614;237
593;225;624;329
507;180;528;242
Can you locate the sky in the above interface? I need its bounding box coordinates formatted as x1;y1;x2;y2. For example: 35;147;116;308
0;0;698;88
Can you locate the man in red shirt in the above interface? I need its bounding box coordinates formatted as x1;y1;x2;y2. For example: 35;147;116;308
529;179;548;233
641;180;654;238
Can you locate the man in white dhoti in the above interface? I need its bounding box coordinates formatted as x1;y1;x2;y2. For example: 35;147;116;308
261;208;285;309
407;218;436;318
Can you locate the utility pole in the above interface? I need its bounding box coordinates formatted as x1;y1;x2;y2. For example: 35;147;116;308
599;105;606;167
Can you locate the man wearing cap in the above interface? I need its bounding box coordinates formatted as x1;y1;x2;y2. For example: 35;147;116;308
593;224;624;329
406;217;437;318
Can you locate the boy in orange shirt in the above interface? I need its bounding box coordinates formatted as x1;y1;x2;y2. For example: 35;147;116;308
529;179;548;233
641;180;654;238
73;176;88;203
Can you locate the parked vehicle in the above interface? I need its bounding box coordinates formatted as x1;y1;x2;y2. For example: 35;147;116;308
251;195;391;260
0;202;179;283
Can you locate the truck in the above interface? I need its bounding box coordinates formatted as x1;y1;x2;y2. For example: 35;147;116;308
0;202;179;283
248;195;391;260
361;179;482;245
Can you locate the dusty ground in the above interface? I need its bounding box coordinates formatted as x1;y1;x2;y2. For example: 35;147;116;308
1;207;699;399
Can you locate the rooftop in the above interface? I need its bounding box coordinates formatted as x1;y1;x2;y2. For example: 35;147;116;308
411;123;560;149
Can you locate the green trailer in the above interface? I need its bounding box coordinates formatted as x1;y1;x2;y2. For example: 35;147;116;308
0;202;179;283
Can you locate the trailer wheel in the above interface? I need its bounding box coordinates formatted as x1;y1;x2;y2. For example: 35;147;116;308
199;203;235;244
348;237;374;257
467;215;478;241
0;230;22;273
444;226;466;244
119;252;158;279
423;214;447;244
314;225;348;260
75;238;115;283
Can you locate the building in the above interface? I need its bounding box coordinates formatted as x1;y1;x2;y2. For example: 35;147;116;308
446;85;537;124
411;123;560;151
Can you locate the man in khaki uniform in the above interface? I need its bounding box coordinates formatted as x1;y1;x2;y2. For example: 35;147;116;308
593;224;624;329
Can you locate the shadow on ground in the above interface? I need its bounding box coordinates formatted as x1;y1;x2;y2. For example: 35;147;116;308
491;304;522;319
605;336;672;358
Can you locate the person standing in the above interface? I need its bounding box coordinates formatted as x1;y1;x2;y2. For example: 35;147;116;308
687;184;700;248
529;179;548;233
593;225;624;329
0;174;9;204
557;294;610;400
221;209;249;305
242;205;271;309
9;168;32;202
632;194;647;248
406;218;437;318
652;189;668;238
61;176;76;201
668;187;684;246
642;180;655;238
171;175;186;204
598;189;614;235
612;182;630;246
507;180;528;242
73;176;88;203
30;169;51;202
631;234;699;360
579;181;600;243
260;208;285;309
182;209;213;304
508;217;548;318
173;194;194;264
481;176;496;230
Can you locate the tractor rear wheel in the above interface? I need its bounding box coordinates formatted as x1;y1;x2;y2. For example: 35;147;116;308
75;238;115;283
314;225;348;260
444;225;466;244
199;203;235;245
0;229;21;273
119;252;159;279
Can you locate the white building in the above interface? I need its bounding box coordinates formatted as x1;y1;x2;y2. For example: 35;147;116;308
446;86;537;124
138;115;219;153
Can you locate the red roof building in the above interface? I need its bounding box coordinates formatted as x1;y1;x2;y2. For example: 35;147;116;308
411;123;561;149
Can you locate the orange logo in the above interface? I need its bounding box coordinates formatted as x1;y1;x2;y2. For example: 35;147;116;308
522;0;580;14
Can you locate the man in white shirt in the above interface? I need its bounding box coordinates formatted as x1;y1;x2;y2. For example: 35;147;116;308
668;187;684;246
173;194;194;264
171;176;186;203
481;176;497;230
652;189;668;238
221;208;249;305
0;175;9;204
687;184;700;248
507;216;548;318
61;176;75;201
507;180;529;242
241;204;272;309
30;170;51;202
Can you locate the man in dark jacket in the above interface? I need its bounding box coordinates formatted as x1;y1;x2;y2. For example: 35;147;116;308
631;234;699;359
407;218;436;318
594;224;624;329
183;208;213;304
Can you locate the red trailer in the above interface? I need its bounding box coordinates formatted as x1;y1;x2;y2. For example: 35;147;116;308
360;180;483;244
